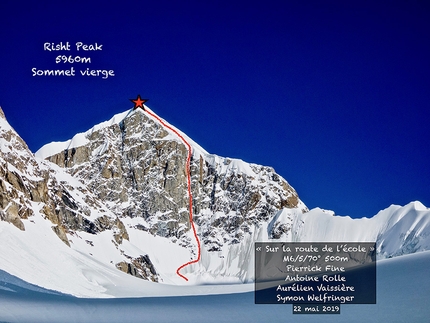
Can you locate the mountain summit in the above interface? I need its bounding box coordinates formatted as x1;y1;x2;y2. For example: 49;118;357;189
0;105;429;297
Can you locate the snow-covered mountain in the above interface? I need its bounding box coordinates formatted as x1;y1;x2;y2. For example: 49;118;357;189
1;105;430;297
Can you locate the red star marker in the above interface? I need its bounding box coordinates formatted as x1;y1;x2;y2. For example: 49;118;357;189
130;95;148;110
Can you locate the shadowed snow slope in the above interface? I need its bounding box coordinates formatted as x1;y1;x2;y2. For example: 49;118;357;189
0;251;429;323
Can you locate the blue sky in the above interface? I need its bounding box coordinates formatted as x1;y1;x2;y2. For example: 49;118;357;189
0;1;429;218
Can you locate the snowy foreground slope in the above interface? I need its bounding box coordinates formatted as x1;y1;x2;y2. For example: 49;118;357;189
1;251;429;323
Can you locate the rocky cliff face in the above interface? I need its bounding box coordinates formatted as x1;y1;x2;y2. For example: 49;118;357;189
0;107;156;281
40;109;307;253
0;107;102;238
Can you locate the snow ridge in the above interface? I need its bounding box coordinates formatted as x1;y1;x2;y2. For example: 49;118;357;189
292;201;430;259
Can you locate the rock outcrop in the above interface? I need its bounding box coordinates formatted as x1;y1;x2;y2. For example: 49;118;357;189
0;107;140;278
116;254;158;282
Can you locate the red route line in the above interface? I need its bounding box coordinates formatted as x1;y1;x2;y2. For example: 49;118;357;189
144;108;201;281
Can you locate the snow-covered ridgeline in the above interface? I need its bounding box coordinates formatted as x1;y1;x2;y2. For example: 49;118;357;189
291;201;430;258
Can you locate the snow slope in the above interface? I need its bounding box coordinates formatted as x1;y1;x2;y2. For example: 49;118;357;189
0;212;252;297
1;250;429;323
